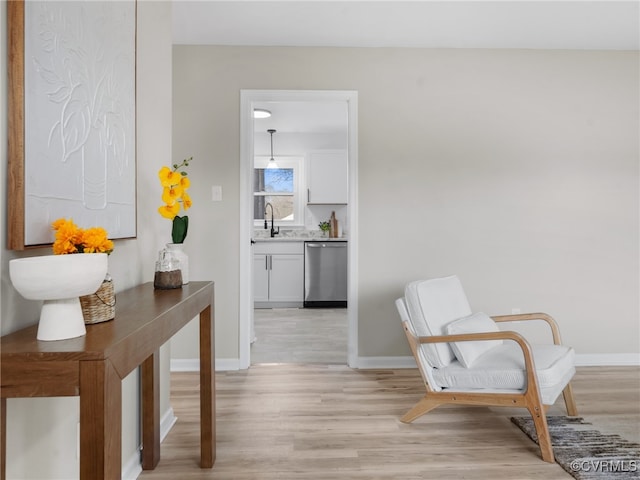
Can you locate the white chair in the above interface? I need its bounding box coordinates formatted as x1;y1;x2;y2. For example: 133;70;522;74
395;275;578;463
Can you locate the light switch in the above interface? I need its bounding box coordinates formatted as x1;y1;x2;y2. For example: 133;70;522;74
212;185;222;201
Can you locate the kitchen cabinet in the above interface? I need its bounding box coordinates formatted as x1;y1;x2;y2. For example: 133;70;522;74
253;254;270;302
307;151;348;204
254;241;304;308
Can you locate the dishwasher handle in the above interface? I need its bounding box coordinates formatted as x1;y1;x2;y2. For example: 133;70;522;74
306;242;346;248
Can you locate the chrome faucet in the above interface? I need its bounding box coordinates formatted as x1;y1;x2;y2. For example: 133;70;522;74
264;202;280;238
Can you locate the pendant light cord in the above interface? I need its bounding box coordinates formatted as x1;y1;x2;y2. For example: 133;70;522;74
268;129;276;162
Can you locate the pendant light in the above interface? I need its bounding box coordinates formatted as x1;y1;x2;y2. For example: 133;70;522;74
267;129;278;169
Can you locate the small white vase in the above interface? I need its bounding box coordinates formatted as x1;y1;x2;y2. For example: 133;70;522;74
166;243;189;284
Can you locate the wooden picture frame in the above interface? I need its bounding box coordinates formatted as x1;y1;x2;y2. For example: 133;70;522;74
8;0;137;250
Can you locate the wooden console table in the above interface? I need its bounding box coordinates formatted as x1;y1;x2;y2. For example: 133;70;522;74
0;281;215;480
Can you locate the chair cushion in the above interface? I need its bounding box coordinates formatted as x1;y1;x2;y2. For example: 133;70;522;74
445;312;503;367
404;276;472;368
432;343;576;405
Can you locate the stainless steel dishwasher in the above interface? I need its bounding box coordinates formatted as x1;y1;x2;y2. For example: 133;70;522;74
304;241;348;307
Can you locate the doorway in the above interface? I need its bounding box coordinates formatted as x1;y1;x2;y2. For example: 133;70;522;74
239;90;358;369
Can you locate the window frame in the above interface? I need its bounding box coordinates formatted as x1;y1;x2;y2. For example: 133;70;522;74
253;156;305;227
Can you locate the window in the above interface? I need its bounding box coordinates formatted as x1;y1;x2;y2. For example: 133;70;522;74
254;157;303;226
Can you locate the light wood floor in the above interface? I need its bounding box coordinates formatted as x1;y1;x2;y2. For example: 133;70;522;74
251;308;347;365
139;365;639;479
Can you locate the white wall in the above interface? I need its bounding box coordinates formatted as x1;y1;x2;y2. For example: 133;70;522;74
1;1;174;478
171;46;639;363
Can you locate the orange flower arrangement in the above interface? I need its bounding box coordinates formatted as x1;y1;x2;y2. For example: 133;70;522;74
51;218;114;255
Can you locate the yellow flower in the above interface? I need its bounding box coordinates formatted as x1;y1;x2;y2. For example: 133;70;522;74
51;218;68;231
158;166;182;187
158;157;193;243
158;203;180;219
81;228;114;254
52;218;82;254
51;218;114;254
158;166;171;185
162;185;183;205
181;191;192;210
53;239;78;255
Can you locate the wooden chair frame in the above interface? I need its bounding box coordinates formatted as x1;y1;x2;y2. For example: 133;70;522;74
401;311;578;463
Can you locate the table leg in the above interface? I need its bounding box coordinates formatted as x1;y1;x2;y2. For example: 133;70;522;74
199;304;216;467
141;351;160;469
79;360;122;480
1;398;6;480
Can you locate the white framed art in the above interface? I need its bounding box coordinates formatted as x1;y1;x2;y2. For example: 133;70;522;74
8;0;137;249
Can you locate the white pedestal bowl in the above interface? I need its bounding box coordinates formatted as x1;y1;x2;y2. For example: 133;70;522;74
9;253;108;341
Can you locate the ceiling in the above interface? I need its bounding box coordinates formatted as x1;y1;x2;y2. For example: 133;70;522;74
252;101;348;134
173;1;639;50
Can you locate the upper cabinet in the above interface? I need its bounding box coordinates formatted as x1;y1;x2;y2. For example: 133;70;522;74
307;150;348;204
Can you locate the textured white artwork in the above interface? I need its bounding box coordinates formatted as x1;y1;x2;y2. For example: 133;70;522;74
24;1;136;245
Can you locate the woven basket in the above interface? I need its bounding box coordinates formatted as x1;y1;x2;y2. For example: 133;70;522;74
80;278;116;324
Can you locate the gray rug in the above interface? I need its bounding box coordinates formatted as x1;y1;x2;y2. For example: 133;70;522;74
511;416;640;479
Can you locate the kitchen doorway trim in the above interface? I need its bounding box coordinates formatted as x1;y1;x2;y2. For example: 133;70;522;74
239;89;359;369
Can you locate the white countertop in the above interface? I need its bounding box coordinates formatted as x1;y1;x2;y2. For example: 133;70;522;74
253;236;347;242
253;230;347;242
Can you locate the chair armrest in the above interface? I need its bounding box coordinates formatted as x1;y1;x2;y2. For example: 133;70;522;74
491;312;563;345
417;330;534;370
417;330;529;349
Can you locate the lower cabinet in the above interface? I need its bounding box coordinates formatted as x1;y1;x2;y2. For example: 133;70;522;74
254;242;304;308
253;254;270;303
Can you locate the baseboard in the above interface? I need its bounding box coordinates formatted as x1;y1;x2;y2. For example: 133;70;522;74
170;358;241;372
170;358;200;371
353;356;417;369
574;353;640;366
169;353;640;373
161;407;177;442
120;408;176;479
169;357;416;372
354;353;640;368
121;450;142;480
